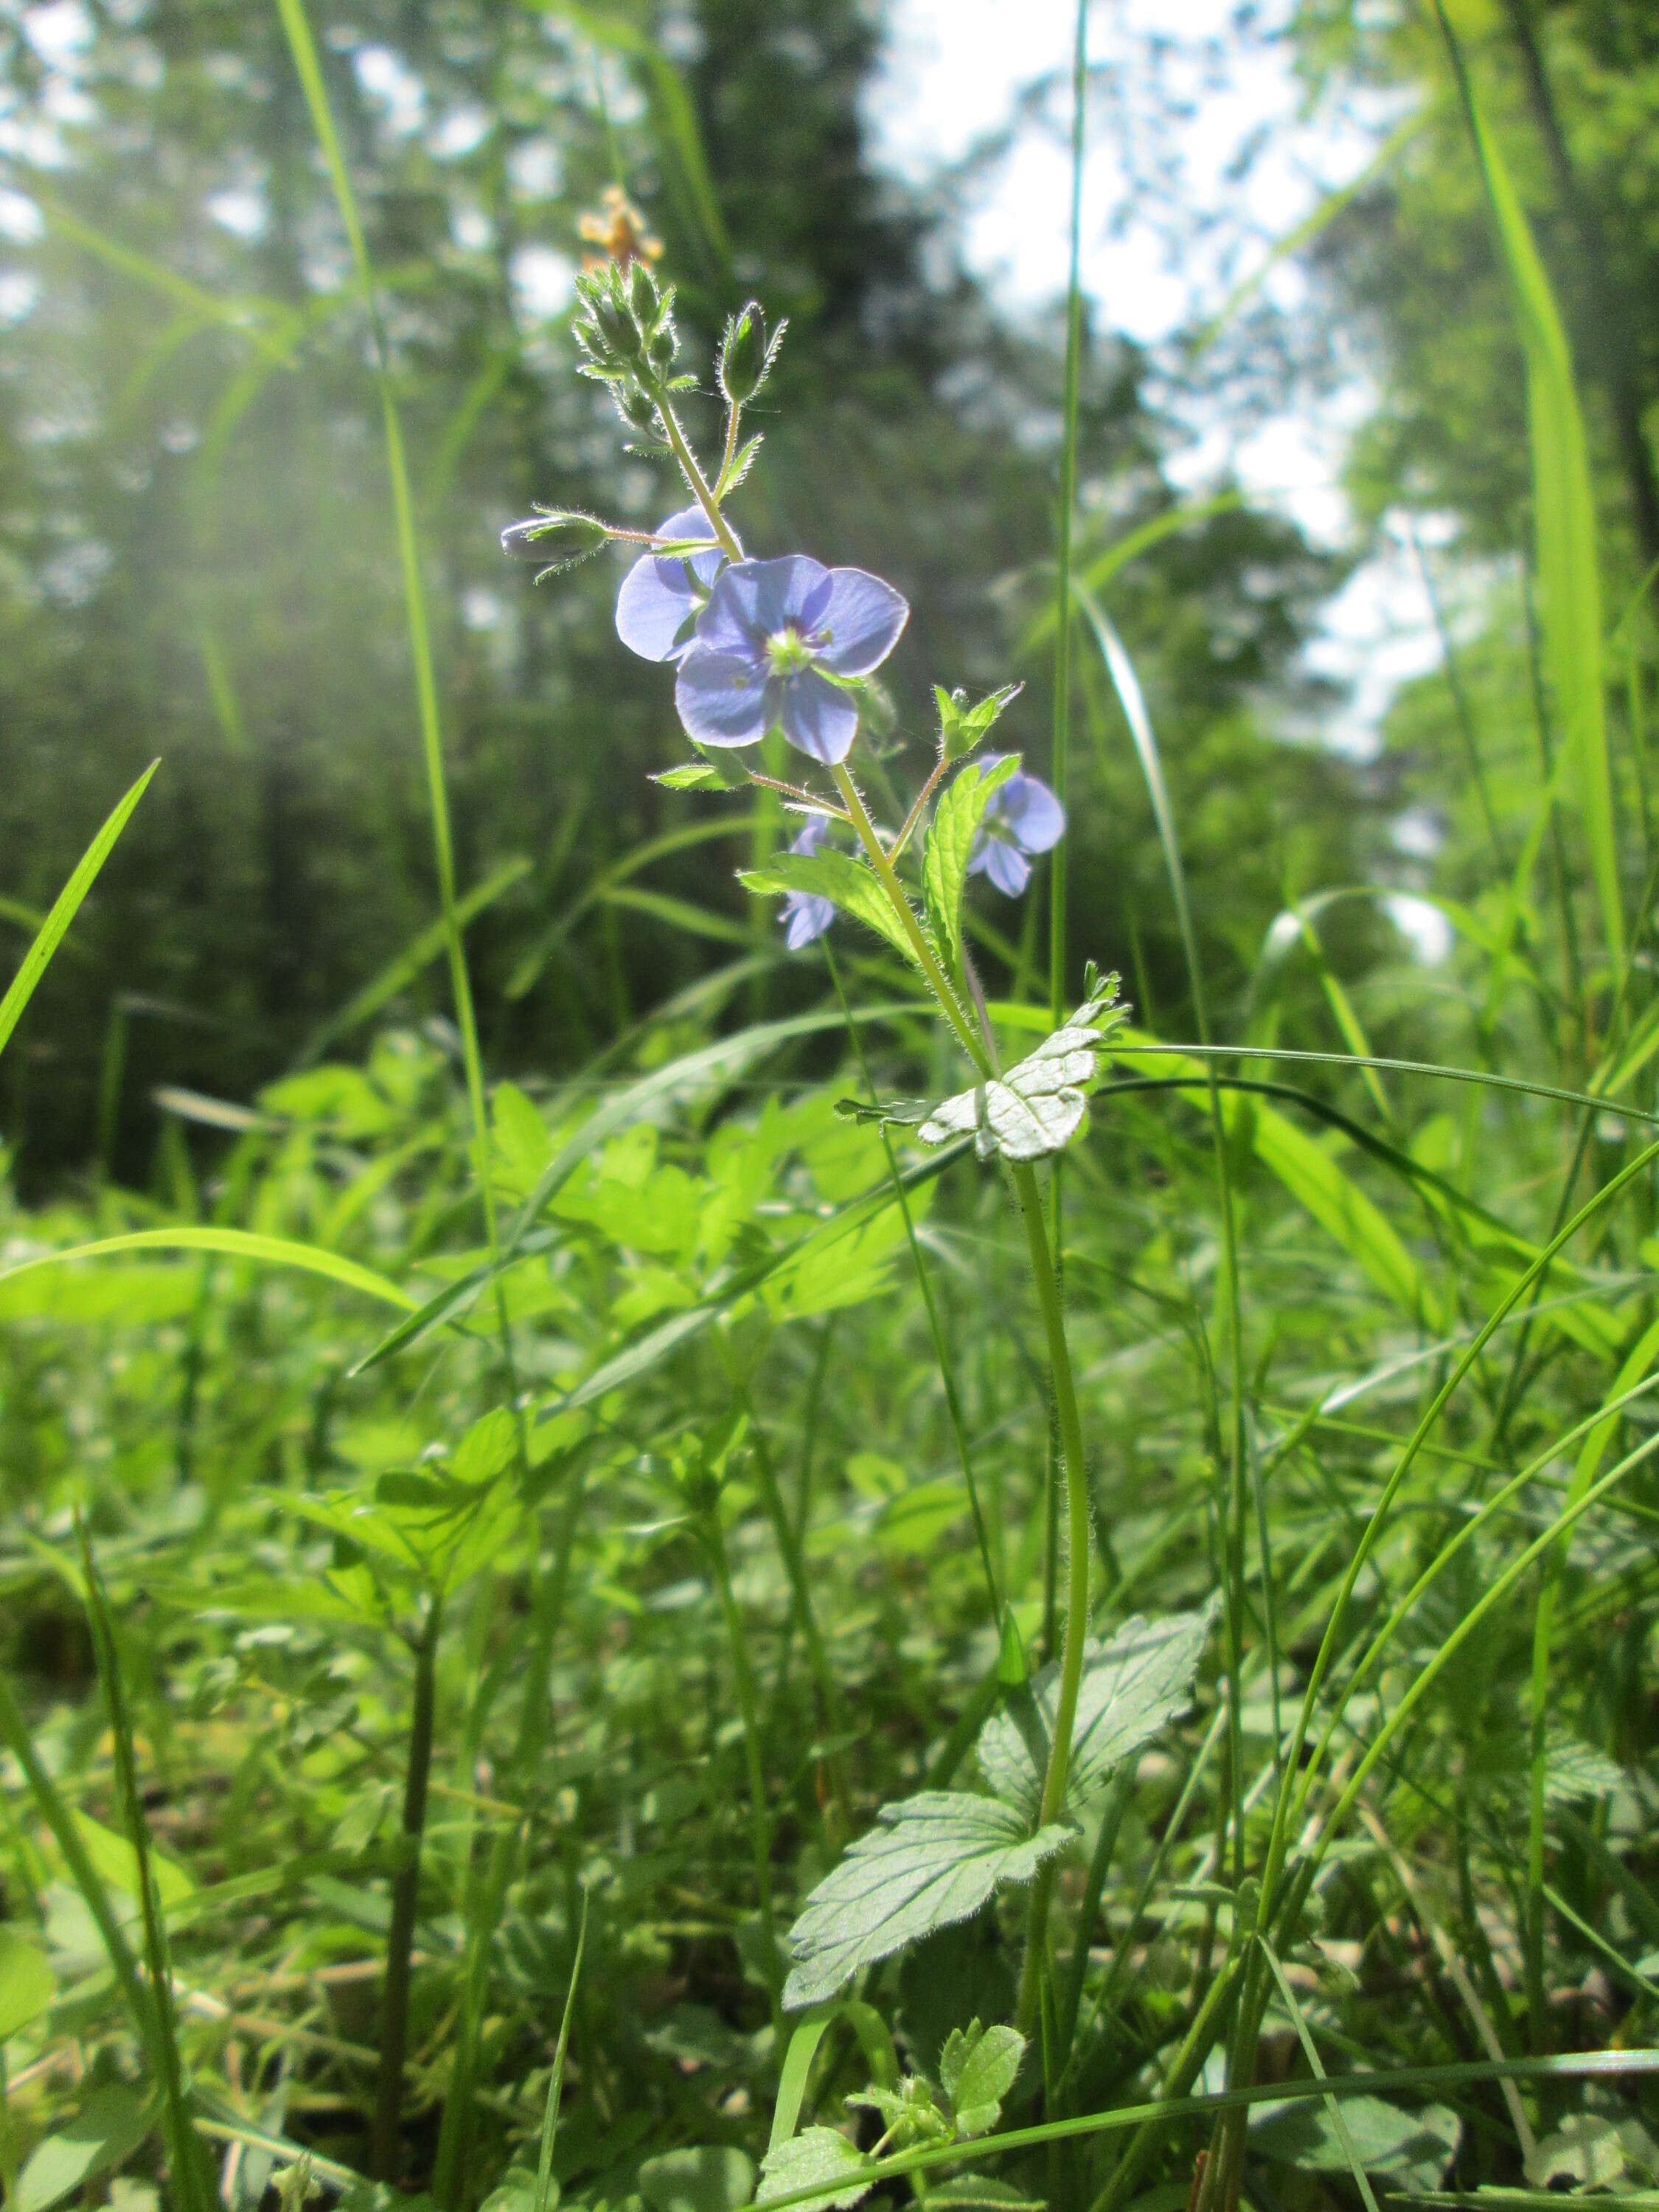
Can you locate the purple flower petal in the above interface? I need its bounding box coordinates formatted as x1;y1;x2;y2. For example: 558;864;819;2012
615;507;723;662
697;556;830;655
779;667;859;764
815;568;909;675
790;814;832;858
785;894;836;949
997;771;1065;854
980;837;1032;897
675;644;771;747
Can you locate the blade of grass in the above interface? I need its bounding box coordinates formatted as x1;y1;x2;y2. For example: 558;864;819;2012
532;1889;588;2212
1436;1;1621;981
0;762;158;1063
0;1228;414;1312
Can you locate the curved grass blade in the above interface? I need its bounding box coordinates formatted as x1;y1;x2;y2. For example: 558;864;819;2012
0;761;159;1063
0;1228;414;1312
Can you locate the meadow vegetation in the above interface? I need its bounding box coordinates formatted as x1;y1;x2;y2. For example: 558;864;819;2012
1;5;1658;2212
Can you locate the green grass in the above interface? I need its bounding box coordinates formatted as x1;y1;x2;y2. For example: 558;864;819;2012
1;8;1658;2212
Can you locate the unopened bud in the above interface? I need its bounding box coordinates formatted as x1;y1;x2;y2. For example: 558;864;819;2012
592;291;641;360
613;380;661;437
627;259;659;326
719;300;782;406
647;318;678;371
500;508;611;569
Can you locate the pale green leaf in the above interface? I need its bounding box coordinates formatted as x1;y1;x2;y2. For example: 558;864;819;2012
757;2129;872;2211
638;2146;756;2212
918;973;1124;1163
0;1927;55;2038
15;2087;151;2212
976;1608;1211;1819
782;1794;1071;2011
1251;2096;1459;2188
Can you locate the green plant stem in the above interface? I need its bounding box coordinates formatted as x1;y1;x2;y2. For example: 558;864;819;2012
372;1593;443;2181
829;762;988;1071
838;762;1094;2042
655;395;743;559
1013;1153;1094;2036
1049;0;1088;1035
707;1506;783;2031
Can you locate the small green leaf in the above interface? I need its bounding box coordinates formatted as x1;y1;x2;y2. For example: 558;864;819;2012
940;2021;1024;2138
757;2129;872;2211
922;753;1018;974
976;1607;1211;1818
15;2087;152;2212
740;852;919;966
783;1793;1071;2011
638;2146;757;2212
0;1926;55;2038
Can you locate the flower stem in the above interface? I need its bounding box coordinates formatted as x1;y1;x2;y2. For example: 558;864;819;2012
828;761;988;1073
654;395;743;560
1012;1154;1092;2034
839;752;1093;2039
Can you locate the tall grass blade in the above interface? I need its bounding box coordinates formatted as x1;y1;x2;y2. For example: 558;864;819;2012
0;761;158;1064
1436;4;1621;978
532;1890;589;2212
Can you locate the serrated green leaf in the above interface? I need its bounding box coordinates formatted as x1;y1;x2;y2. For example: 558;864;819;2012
1543;1726;1627;1805
740;852;919;966
757;2129;872;2211
918;974;1124;1164
0;1927;55;2038
976;1608;1211;1818
940;2021;1024;2136
782;1793;1071;2011
922;754;1018;973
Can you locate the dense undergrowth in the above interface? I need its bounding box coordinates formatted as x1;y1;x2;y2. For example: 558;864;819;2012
2;4;1659;2212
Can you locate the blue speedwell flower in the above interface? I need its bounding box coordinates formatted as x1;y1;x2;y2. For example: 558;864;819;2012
967;756;1065;896
779;814;837;950
614;505;724;663
674;555;908;765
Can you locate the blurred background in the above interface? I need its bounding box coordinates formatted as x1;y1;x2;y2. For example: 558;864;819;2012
1;0;1655;1185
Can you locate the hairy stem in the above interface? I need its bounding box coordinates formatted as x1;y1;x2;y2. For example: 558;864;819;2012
655;397;743;560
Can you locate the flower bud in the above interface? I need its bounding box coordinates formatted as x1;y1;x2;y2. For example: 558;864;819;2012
627;258;659;327
592;291;641;360
500;509;611;567
613;380;661;437
646;318;678;371
719;300;779;406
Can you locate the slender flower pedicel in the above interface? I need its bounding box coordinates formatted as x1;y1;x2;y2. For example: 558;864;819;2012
504;252;1131;2058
